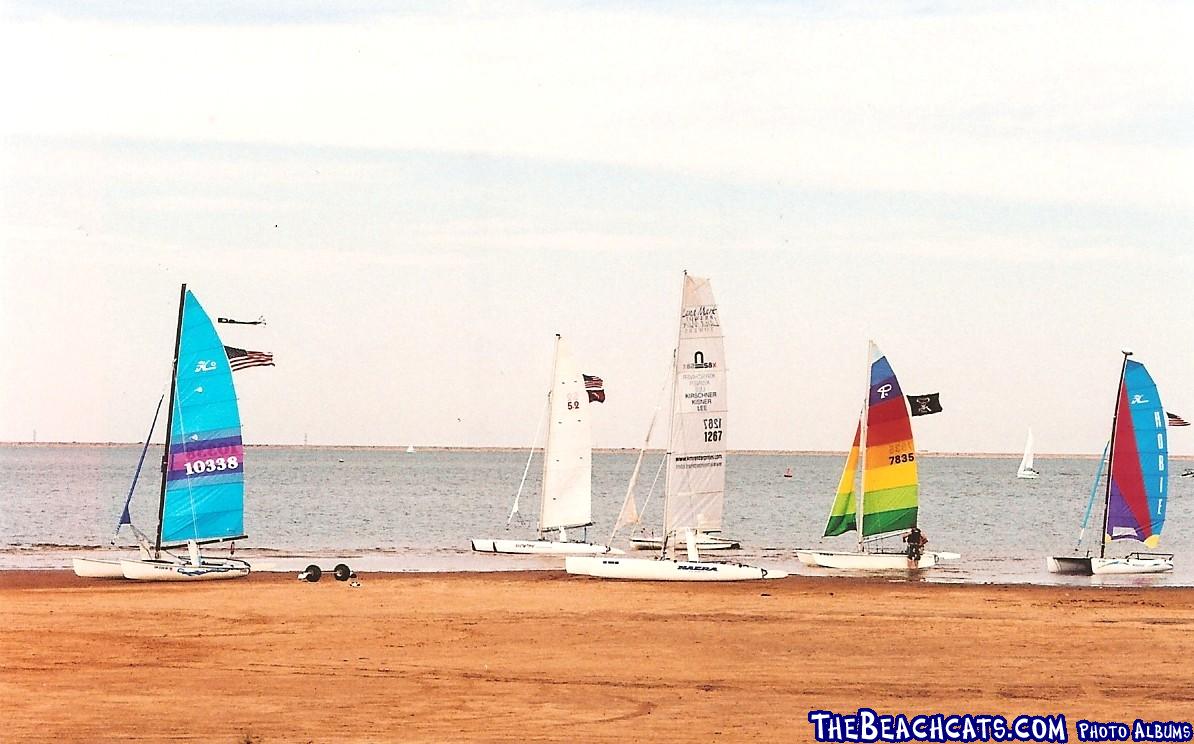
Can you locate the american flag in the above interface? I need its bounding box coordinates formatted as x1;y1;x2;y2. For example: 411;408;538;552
1167;412;1190;427
583;374;605;403
224;346;275;372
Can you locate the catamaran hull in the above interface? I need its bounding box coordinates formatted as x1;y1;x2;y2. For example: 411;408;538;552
120;558;250;581
565;556;786;581
470;539;623;555
72;558;127;578
1046;555;1174;575
1016;471;1039;480
1091;556;1173;575
796;550;947;570
629;535;740;551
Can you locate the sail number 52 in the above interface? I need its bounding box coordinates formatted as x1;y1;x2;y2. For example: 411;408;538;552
184;456;240;475
703;418;723;443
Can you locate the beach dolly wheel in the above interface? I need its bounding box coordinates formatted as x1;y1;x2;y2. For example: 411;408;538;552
333;563;355;582
298;564;322;582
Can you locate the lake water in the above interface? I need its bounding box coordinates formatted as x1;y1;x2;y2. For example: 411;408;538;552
3;444;1192;586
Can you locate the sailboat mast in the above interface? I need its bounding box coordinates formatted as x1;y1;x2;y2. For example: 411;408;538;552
537;334;562;536
659;271;687;559
153;283;188;558
856;341;873;552
1099;349;1132;559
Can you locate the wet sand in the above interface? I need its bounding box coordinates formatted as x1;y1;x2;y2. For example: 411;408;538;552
2;571;1193;742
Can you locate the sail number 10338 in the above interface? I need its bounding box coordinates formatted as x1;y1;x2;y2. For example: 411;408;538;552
703;418;723;443
184;456;239;475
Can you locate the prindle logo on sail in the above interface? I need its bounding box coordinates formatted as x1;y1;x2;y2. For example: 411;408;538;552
683;350;717;370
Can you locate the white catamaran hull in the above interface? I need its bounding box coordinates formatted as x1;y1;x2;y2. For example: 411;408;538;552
1016;470;1039;480
470;538;623;555
565;555;786;581
796;550;951;570
120;557;250;581
72;558;128;578
629;534;740;551
1047;554;1174;575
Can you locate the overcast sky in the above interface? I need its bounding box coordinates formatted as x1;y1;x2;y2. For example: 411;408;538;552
2;1;1191;455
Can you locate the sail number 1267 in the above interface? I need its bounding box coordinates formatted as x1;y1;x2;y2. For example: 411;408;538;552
703;418;723;442
184;456;239;475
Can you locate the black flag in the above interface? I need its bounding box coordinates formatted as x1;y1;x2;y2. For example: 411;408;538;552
906;393;942;416
218;316;267;326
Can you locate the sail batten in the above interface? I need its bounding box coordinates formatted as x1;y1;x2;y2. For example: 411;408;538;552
160;290;246;545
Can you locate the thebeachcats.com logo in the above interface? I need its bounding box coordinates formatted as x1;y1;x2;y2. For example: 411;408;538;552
807;709;1194;743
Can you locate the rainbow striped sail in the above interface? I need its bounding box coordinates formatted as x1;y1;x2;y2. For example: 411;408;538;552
1105;359;1167;547
824;342;918;538
160;289;246;545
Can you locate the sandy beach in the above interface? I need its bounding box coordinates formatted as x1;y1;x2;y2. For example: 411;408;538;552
2;571;1193;742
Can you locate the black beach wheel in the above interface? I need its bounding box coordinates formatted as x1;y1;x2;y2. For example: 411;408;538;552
303;564;322;582
333;563;353;582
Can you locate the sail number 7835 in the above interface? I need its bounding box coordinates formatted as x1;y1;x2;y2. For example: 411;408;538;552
703;418;723;443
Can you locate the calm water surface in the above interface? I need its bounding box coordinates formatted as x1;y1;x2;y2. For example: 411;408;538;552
3;445;1192;586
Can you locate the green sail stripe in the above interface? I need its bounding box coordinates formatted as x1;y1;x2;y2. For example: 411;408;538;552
862;506;917;536
862;483;918;514
825;508;857;537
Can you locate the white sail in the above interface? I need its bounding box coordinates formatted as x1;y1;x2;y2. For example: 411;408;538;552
1017;428;1037;478
664;274;727;536
538;335;593;532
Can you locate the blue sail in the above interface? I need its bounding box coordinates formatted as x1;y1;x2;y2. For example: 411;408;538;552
161;290;245;544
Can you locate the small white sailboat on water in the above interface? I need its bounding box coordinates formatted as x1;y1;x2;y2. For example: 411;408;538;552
470;335;621;555
797;342;958;571
1048;350;1174;575
1016;428;1039;479
567;272;784;581
113;285;251;581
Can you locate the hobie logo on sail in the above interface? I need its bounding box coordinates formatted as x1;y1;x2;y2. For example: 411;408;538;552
195;360;218;373
684;351;717;370
1131;394;1150;404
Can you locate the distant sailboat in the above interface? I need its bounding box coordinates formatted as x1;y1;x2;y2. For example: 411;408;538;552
797;341;958;570
406;445;416;454
1048;350;1173;575
119;285;252;581
470;335;621;555
783;467;794;479
567;272;783;581
1016;429;1039;479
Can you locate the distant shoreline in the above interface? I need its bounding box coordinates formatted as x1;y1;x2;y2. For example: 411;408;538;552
4;441;1189;460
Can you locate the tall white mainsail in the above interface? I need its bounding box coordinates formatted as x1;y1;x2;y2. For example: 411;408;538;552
663;274;727;538
538;335;594;533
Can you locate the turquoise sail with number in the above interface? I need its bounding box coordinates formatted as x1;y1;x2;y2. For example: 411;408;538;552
160;290;246;545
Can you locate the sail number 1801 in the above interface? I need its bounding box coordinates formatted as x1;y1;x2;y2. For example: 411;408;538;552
703;418;723;443
184;456;239;475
